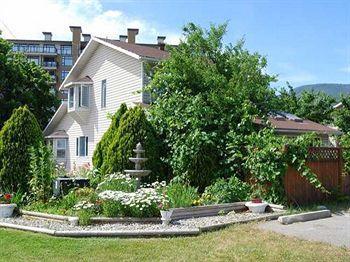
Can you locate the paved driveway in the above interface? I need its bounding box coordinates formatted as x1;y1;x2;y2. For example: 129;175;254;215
259;211;350;248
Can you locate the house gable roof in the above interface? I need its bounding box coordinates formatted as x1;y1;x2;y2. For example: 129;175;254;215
60;36;169;90
254;112;341;135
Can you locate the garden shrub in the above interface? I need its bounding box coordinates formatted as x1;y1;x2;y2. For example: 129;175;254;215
0;106;44;193
166;181;198;208
93;103;127;170
339;133;350;175
103;106;164;181
201;176;251;204
29;141;55;202
242;129;325;204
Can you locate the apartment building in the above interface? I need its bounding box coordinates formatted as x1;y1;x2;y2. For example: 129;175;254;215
7;26;91;90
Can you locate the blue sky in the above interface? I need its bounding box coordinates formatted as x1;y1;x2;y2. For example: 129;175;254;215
1;0;349;88
101;0;350;88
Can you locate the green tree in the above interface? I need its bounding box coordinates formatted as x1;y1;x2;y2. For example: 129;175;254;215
103;106;164;181
92;103;127;169
0;106;44;193
275;83;298;113
295;90;335;123
333;95;350;132
0;38;59;129
147;23;277;190
275;86;335;124
29;141;55;202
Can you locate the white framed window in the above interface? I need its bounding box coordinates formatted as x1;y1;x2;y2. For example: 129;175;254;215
68;87;74;108
78;85;89;108
76;136;88;157
56;139;66;159
101;79;107;108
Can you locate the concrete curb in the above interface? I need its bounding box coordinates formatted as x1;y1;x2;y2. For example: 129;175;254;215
0;212;284;238
21;210;79;225
0;222;56;235
278;210;331;225
90;216;161;224
199;213;282;232
54;229;200;238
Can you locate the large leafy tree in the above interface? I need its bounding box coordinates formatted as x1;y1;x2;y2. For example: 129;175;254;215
0;106;44;193
333;95;350;132
275;86;335;124
147;23;277;190
0;38;59;129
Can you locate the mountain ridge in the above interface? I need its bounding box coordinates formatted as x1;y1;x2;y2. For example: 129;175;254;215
294;83;350;99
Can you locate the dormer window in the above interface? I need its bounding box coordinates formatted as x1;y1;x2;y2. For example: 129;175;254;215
67;84;90;109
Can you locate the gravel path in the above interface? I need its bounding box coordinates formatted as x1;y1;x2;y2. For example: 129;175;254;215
0;211;283;232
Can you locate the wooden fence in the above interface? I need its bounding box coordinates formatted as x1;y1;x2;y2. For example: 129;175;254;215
284;147;350;205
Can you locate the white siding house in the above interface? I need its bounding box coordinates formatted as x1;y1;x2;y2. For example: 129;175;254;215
44;37;168;170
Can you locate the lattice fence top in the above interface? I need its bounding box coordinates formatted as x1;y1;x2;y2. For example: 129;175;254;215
307;147;340;161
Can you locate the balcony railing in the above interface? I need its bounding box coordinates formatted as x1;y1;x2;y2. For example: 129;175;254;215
12;46;57;54
42;61;57;67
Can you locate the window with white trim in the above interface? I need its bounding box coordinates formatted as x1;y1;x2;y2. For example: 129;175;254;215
101;79;106;108
76;136;88;157
56;139;66;158
78;85;89;107
68;87;74;108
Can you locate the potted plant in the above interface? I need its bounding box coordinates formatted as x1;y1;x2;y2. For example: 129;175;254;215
0;193;17;218
159;200;173;225
245;188;268;214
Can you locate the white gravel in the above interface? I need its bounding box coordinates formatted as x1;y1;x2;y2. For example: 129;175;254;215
0;210;284;232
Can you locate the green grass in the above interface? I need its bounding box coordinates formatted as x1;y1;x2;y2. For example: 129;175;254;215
0;222;349;262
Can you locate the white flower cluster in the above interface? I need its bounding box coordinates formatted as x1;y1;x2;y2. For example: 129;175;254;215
98;187;167;211
73;201;95;211
97;173;134;190
141;181;167;190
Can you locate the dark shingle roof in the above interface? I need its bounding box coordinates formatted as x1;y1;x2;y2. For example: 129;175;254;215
254;112;341;135
98;38;169;60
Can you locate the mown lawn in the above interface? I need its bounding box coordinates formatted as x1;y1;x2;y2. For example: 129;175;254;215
0;222;349;262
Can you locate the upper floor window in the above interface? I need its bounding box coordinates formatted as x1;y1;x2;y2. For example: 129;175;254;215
43;44;56;53
68;84;90;109
78;85;89;108
76;136;88;157
69;88;74;108
61;71;69;81
60;45;72;55
62;56;73;66
28;56;40;65
27;44;40;53
101;79;107;108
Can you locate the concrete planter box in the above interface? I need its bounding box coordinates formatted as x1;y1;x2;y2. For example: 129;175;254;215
245;202;268;214
0;204;17;218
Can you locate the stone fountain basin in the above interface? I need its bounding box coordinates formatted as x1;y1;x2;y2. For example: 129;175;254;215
129;158;148;163
124;170;151;177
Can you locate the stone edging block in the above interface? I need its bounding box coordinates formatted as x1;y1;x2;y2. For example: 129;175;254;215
278;210;331;225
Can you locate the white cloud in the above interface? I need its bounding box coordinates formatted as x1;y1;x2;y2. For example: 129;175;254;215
340;66;350;73
0;0;181;44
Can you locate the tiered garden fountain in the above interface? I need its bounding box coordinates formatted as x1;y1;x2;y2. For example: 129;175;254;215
124;142;151;189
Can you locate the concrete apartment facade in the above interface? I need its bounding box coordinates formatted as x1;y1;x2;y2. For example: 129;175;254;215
7;26;91;90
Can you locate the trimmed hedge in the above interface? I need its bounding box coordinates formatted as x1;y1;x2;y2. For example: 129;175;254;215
102;106;164;181
93;103;127;170
0;106;44;193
